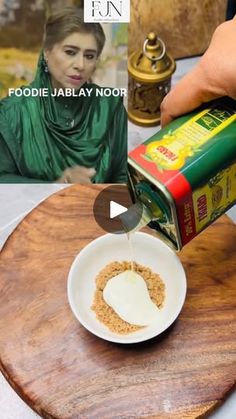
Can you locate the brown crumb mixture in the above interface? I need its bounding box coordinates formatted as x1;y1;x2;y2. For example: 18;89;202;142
91;261;165;335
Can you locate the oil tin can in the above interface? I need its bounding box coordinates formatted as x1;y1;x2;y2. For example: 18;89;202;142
128;98;236;251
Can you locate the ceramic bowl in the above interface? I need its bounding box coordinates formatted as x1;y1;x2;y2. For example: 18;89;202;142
67;232;187;344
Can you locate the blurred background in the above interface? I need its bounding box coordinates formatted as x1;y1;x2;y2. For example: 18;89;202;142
0;0;128;98
129;0;228;58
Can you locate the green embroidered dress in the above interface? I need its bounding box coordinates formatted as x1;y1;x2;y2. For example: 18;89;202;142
0;54;127;183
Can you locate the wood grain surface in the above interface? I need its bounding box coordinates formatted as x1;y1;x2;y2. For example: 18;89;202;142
0;184;236;419
129;0;227;58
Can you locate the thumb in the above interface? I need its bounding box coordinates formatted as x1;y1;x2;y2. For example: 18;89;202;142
160;65;220;127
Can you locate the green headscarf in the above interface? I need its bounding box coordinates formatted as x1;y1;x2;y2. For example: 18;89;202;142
0;51;127;183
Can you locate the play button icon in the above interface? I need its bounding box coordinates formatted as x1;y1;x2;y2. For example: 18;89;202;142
93;185;143;234
110;201;127;219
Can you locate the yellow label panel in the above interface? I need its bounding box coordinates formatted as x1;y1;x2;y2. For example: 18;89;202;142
144;107;236;171
193;162;236;232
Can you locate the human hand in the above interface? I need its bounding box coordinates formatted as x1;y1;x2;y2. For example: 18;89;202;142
56;166;96;183
161;17;236;127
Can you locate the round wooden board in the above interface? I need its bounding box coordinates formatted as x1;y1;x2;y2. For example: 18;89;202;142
0;184;236;419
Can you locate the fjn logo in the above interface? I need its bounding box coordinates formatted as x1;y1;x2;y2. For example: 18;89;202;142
84;0;130;23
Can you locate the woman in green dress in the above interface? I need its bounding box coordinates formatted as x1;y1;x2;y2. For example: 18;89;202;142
0;8;127;183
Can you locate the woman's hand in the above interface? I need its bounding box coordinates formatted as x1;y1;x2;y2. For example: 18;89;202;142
161;17;236;127
56;166;96;183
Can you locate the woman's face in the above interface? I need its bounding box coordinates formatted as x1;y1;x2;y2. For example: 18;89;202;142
44;31;98;90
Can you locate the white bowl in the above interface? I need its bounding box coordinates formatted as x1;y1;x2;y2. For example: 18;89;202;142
67;232;187;344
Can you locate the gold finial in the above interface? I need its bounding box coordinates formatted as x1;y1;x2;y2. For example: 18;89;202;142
147;32;157;45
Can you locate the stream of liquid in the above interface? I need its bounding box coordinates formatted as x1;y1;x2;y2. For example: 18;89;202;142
125;205;153;272
127;232;135;272
118;201;154;275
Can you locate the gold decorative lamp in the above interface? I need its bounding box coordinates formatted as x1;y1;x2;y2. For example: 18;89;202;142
128;32;176;126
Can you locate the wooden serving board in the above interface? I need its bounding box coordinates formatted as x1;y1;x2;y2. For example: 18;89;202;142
0;184;236;419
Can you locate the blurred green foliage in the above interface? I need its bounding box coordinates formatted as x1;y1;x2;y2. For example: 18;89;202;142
113;24;128;46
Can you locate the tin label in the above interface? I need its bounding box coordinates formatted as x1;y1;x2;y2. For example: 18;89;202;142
175;194;196;245
176;161;236;246
192;162;236;232
142;107;236;172
128;99;236;249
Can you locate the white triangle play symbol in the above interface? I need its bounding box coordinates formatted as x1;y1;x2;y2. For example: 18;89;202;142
110;201;127;219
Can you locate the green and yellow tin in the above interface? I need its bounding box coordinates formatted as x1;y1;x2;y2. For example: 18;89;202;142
128;98;236;250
